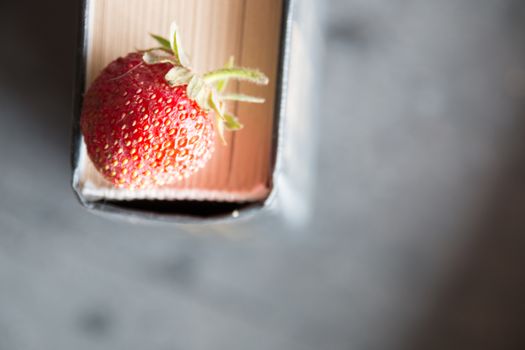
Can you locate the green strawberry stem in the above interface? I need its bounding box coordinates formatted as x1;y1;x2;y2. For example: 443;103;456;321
147;21;269;144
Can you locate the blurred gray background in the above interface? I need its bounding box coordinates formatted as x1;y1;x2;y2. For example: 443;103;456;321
1;0;525;349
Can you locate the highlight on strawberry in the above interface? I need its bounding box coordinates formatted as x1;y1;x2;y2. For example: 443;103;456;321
80;22;269;189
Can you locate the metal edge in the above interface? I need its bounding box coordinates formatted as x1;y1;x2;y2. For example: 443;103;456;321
71;0;89;207
85;200;265;224
264;0;294;209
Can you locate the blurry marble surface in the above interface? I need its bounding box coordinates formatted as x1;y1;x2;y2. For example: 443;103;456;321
1;0;525;349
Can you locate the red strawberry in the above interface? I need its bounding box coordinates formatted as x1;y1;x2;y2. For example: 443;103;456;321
81;22;269;189
81;52;214;188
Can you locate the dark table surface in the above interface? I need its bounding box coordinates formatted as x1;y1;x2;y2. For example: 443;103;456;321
1;0;525;349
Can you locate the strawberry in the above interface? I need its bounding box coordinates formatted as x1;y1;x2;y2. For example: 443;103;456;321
81;22;269;189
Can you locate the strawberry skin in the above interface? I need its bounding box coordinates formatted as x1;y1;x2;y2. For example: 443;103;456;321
81;52;215;188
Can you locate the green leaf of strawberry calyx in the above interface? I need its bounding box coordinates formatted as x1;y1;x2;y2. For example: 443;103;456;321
187;75;209;109
150;34;172;53
215;56;235;93
203;68;269;85
208;90;228;145
144;21;270;145
169;22;190;67
143;50;179;65
222;93;265;104
187;76;206;100
224;113;243;131
165;66;193;86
